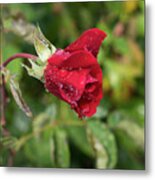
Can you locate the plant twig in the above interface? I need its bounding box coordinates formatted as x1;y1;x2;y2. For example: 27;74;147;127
0;53;38;71
0;75;6;126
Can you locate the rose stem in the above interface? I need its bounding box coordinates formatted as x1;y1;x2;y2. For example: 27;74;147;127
0;75;6;126
0;53;38;70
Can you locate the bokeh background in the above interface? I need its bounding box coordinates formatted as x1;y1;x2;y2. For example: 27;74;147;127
0;0;144;169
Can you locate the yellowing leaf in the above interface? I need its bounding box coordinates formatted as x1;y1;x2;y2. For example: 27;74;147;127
9;76;32;117
87;121;117;169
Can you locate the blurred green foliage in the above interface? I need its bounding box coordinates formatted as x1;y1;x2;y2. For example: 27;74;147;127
0;0;144;169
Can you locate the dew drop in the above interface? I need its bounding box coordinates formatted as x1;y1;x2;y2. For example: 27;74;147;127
58;83;63;89
60;69;68;78
68;85;74;92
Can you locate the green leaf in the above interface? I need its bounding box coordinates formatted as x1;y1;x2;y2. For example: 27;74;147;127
107;111;144;149
33;26;56;63
108;111;126;127
87;128;108;168
9;76;32;117
33;104;57;135
87;121;117;169
67;126;94;157
117;120;144;149
0;136;17;149
23;133;55;167
115;130;144;170
55;128;70;168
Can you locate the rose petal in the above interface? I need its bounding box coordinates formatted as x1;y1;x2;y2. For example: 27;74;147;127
44;28;106;118
44;64;90;104
48;49;97;70
59;68;90;103
87;63;103;85
48;49;70;66
72;71;103;118
65;28;107;57
59;50;98;69
75;83;103;118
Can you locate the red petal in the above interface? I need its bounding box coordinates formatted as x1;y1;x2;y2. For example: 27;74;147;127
59;68;90;103
59;50;98;69
48;49;71;66
90;64;102;83
65;28;107;57
44;64;90;104
75;83;103;118
73;70;103;118
47;49;97;69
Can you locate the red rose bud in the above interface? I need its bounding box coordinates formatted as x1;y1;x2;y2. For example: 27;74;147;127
44;28;107;118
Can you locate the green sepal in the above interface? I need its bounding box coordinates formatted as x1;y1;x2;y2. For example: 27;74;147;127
22;58;45;82
33;26;56;63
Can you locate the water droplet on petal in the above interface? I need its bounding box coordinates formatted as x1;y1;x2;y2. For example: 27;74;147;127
59;69;68;78
58;83;63;89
